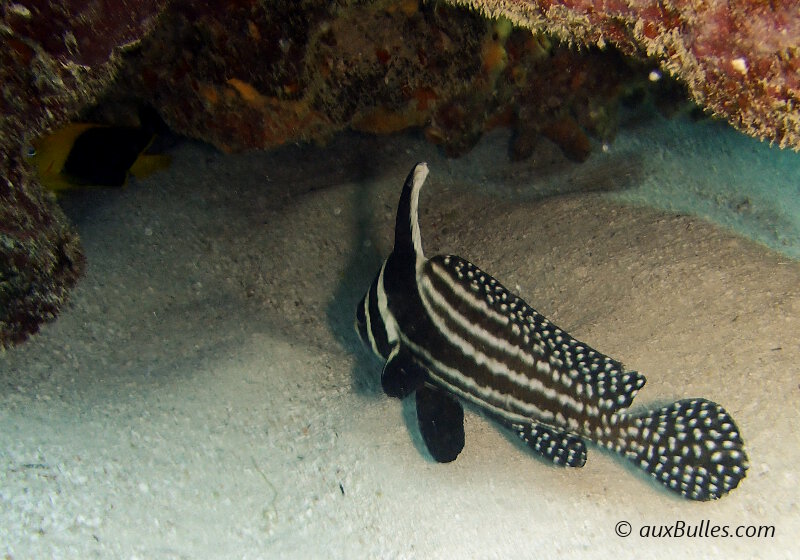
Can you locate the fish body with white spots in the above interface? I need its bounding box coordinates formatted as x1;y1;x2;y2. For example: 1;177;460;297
355;163;748;501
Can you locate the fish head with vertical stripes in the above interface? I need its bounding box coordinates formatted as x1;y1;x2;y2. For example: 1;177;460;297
354;266;397;362
355;163;430;362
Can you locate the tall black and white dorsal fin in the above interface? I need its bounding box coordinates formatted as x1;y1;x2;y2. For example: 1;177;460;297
423;253;646;412
392;162;429;273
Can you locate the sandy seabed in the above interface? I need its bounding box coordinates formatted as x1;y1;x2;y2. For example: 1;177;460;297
2;117;799;559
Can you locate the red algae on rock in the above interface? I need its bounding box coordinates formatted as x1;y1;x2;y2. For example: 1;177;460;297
448;0;800;150
5;0;164;66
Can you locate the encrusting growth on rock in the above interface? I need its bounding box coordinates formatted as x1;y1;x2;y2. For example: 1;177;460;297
448;0;800;150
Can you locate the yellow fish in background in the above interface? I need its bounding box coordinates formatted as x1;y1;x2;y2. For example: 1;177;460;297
28;117;172;193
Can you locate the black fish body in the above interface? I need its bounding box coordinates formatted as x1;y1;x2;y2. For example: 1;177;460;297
355;163;748;500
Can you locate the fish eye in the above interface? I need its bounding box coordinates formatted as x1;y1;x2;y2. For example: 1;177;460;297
25;146;36;157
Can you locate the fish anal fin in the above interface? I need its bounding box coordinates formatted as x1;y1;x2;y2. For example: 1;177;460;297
381;345;427;399
516;422;587;468
415;383;465;463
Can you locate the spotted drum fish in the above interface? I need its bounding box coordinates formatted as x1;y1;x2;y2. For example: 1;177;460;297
355;162;748;501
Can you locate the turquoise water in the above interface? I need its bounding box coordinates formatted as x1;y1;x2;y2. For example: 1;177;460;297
608;115;800;259
434;110;799;260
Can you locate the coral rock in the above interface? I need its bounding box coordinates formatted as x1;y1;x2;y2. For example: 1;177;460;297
0;0;166;348
117;1;634;158
449;0;800;149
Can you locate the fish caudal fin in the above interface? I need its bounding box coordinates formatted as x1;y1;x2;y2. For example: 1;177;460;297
614;399;748;500
129;154;172;179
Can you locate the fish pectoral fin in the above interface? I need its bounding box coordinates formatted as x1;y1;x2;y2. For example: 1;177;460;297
381;345;427;399
415;383;465;463
515;422;587;468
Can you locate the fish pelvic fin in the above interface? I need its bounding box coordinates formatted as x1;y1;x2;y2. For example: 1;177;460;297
613;398;748;501
416;383;465;463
